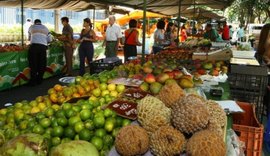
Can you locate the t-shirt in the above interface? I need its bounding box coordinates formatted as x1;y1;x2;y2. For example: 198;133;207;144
222;25;230;40
153;29;165;47
62;24;74;47
28;24;51;46
204;29;220;42
106;23;122;41
124;29;138;45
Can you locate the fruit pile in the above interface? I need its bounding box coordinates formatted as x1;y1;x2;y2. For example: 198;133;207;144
0;45;27;53
0;70;131;156
114;83;227;156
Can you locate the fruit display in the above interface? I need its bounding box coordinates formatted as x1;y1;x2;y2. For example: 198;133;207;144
0;44;27;53
137;96;171;133
186;130;226;156
115;125;149;156
150;126;186;156
171;94;210;134
236;42;252;51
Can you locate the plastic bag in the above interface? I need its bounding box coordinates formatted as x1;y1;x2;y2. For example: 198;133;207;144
226;129;245;156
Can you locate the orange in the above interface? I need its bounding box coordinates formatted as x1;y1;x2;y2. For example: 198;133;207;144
49;93;58;103
72;93;81;98
54;84;63;92
48;88;56;95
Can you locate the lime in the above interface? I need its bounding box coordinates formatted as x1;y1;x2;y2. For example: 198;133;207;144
64;127;76;139
62;103;72;110
103;109;113;118
80;110;92;121
64;109;76;118
57;117;68;127
104;119;115;132
93;116;105;128
74;122;85;133
116;116;124;127
99;97;106;105
45;127;53;136
52;126;64;137
51;137;61;146
72;105;82;112
91;136;103;150
84;120;95;131
99;83;107;91
32;124;45;135
40;118;51;128
122;119;131;127
81;104;92;110
94;128;106;138
68;116;81;127
36;112;46;121
27;121;36;130
19;120;28;130
51;119;59;127
45;108;54;117
55;110;65;118
79;129;93;141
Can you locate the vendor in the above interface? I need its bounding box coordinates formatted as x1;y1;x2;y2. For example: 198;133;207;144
203;23;222;42
256;23;270;65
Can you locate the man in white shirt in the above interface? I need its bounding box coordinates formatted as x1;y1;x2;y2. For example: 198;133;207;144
103;15;122;58
28;19;52;86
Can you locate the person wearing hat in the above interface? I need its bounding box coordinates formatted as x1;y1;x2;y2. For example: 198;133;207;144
103;15;122;58
28;19;52;86
78;18;97;76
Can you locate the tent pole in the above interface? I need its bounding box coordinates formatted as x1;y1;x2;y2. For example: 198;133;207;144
93;8;96;29
54;10;60;33
21;0;24;45
193;0;195;36
141;0;146;64
177;0;182;46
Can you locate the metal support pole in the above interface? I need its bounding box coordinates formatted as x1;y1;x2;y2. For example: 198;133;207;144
93;8;96;29
177;0;182;45
21;0;24;45
193;0;195;36
141;0;146;64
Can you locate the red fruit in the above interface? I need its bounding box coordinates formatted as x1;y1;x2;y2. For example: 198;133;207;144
132;74;144;80
144;74;156;84
173;70;184;79
197;69;206;75
211;70;219;76
165;72;174;79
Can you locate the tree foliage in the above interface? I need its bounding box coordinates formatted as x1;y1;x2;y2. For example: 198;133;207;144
226;0;270;25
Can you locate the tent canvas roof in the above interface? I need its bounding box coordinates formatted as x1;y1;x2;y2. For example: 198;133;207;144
181;7;225;20
0;0;234;14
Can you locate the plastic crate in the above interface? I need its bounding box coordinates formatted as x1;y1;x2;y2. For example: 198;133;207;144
228;64;268;121
232;102;264;156
90;58;122;74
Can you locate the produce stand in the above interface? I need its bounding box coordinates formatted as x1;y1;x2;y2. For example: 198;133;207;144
0;44;64;91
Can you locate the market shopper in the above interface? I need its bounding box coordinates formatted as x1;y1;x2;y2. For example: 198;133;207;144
28;19;52;86
58;17;74;76
237;25;245;42
165;22;177;46
180;24;188;42
203;23;221;42
222;22;230;40
123;19;142;63
103;15;122;58
78;18;96;76
256;23;270;64
152;20;166;54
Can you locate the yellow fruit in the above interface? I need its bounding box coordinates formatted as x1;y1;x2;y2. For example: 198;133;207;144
110;90;118;97
107;83;116;91
52;104;60;111
31;106;40;114
38;102;47;111
101;90;110;97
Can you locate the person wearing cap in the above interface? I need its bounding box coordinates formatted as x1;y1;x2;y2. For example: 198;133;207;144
28;19;52;86
58;17;74;76
78;18;97;76
103;15;122;58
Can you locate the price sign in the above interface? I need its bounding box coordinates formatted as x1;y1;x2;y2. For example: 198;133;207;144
123;89;152;100
107;100;137;120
